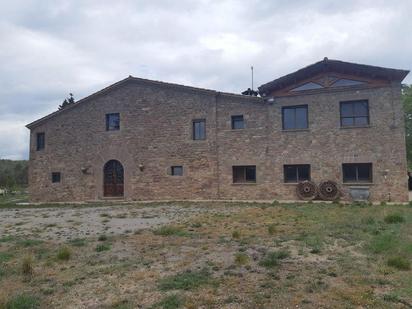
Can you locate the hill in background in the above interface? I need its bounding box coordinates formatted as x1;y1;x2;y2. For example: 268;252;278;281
0;159;28;189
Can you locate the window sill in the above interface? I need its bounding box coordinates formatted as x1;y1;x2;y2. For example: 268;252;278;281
281;128;310;133
232;182;257;186
340;125;371;130
342;183;374;186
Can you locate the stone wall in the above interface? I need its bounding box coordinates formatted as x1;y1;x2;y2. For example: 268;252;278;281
28;79;408;203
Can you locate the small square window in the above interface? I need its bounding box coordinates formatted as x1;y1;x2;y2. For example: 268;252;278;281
232;166;256;183
193;119;206;140
342;163;372;183
284;165;311;183
340;100;369;127
231;115;245;129
36;132;45;151
106;113;120;131
171;166;183;176
52;172;61;183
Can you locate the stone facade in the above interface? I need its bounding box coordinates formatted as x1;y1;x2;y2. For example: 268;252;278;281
27;60;409;203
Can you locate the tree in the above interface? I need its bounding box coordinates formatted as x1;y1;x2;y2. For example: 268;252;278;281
58;93;75;110
402;84;412;169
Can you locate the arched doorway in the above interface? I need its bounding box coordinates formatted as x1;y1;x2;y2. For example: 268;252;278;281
103;160;124;197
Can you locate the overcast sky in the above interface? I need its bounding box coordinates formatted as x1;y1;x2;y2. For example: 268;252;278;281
1;0;411;160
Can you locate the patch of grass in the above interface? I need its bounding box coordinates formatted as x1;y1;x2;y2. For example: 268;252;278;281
234;253;250;266
158;269;212;291
96;243;111;252
21;255;34;276
368;233;398;254
384;214;405;224
0;252;13;262
267;224;276;235
387;257;411;270
68;238;86;247
153;225;188;237
3;293;40;309
259;250;290;268
56;247;71;261
0;235;15;243
110;299;134;309
17;239;43;247
232;230;241;239
150;294;185;309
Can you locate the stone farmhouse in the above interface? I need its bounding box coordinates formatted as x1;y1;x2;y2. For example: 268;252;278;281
26;58;409;203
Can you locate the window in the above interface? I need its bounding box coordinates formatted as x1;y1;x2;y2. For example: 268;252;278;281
106;113;120;131
232;166;256;183
340;100;369;127
231;115;245;129
282;105;308;130
342;163;372;183
51;172;61;183
290;82;323;92
331;79;365;87
171;166;183;176
36;132;45;151
193;119;206;140
284;165;310;183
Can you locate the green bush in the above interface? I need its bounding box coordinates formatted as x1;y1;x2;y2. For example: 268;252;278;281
387;257;411;270
267;224;276;235
232;230;241;239
158;269;212;291
4;293;39;309
384;214;405;224
56;247;71;261
96;243;111;252
259;250;290;268
234;253;250;266
150;294;185;309
153;226;188;237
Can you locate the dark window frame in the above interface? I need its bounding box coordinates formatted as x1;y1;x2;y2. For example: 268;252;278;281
106;113;120;131
231;115;245;129
232;165;256;184
283;164;311;183
282;105;309;130
192;119;206;140
342;163;373;183
36;132;45;151
51;172;61;183
340;100;369;128
171;166;183;176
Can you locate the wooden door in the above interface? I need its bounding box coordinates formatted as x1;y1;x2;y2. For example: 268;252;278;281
103;160;124;197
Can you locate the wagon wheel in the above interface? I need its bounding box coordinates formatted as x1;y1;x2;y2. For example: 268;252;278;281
296;181;318;201
318;180;340;201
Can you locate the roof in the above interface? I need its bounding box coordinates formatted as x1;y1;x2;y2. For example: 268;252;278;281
258;58;410;95
26;76;262;129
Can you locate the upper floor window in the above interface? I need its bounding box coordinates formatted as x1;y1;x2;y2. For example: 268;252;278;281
340;100;369;127
106;113;120;131
231;115;244;129
36;132;45;151
171;166;183;176
193;119;206;140
342;163;372;183
51;172;61;183
284;164;310;183
282;105;308;130
233;165;256;183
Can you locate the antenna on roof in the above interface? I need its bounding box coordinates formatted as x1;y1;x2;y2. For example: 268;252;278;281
251;66;254;91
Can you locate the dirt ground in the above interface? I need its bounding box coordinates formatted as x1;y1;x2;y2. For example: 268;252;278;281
0;200;411;308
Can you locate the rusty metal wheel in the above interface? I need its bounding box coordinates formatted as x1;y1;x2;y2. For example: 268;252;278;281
318;180;340;201
296;181;318;201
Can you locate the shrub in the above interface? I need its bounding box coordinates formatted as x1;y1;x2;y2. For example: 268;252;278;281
4;293;40;309
0;252;13;263
158;269;212;291
56;247;71;261
150;294;185;309
96;243;111;252
387;257;411;270
384;214;405;224
98;235;108;241
234;253;250;266
21;255;33;276
368;233;398;254
259;250;289;268
153;226;188;237
68;238;86;247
